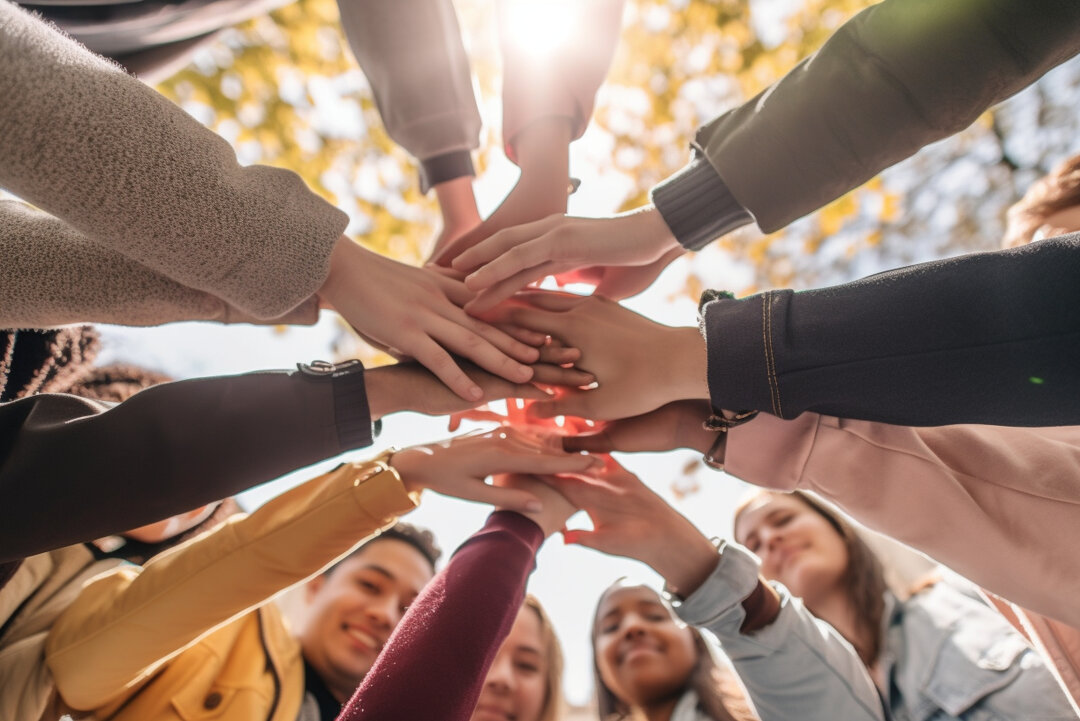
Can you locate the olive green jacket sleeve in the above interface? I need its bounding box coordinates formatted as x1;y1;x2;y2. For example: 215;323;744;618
653;0;1080;249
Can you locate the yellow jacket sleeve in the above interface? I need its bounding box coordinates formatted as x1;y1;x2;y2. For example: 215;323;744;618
46;457;417;711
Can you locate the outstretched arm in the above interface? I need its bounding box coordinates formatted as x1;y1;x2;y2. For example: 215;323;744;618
0;2;537;400
0;359;552;564
549;457;884;721
339;475;575;720
454;0;1080;305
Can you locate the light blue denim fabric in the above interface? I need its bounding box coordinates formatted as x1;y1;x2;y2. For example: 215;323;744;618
673;543;1073;721
880;583;1073;721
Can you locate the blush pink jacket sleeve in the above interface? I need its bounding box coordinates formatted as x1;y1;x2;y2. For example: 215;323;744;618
725;414;1080;710
499;0;624;161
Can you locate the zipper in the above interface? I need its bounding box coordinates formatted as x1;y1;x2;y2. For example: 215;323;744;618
257;609;284;721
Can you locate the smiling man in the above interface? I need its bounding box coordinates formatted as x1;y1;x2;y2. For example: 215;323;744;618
295;525;441;718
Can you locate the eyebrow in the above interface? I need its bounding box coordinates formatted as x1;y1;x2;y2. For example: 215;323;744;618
358;563;396;581
740;507;791;543
515;645;542;657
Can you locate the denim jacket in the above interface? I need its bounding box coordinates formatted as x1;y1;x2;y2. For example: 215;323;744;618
881;583;1073;721
674;543;1073;721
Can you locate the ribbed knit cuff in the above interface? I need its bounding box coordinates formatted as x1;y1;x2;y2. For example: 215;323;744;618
419;150;476;193
330;366;377;450
652;156;753;251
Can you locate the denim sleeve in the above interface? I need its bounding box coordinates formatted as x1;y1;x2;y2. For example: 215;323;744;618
674;543;885;721
702;236;1080;426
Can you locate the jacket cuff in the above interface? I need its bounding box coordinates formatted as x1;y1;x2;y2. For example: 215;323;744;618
419;150;476;193
673;542;761;629
701;291;779;417
331;365;377;450
652;156;753;251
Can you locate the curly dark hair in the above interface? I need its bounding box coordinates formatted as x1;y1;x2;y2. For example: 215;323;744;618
327;521;442;575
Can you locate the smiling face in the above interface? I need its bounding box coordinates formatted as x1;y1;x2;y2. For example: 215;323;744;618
297;538;434;702
593;586;697;711
734;493;849;606
471;605;550;721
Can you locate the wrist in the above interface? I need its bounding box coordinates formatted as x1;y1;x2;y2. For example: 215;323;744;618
675;401;721;454
666;327;710;401
634;206;681;258
513;118;573;208
513;117;573;170
387;446;432;495
433;176;481;231
644;515;720;597
317;235;362;311
363;366;399;421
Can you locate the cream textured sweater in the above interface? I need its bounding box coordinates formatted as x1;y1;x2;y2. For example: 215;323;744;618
0;0;346;328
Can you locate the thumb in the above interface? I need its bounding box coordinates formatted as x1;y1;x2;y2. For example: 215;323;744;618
561;527;603;550
563;430;613;454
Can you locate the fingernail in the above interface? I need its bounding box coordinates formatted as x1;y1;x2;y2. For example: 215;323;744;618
517;365;533;381
469;386;484;400
525;500;543;513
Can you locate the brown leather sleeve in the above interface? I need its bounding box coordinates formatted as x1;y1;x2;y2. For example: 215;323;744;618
0;366;372;564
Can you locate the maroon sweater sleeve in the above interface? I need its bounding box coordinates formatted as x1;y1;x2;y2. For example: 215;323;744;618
338;511;544;721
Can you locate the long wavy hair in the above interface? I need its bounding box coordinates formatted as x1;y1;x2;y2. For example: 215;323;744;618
523;594;565;721
590;582;755;721
734;491;887;665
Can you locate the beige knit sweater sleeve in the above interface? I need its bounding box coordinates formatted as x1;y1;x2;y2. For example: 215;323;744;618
0;201;318;327
0;1;347;321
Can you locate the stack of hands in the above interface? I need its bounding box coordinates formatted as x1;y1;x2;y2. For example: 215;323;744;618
329;199;744;603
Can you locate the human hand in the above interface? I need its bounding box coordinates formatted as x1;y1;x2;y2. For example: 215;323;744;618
390;427;602;513
432;118;572;267
365;360;552;421
317;236;542;401
557;247;687;300
561;400;716;455
493;473;577;537
487;292;708;421
547;457;720;597
451;207;681;314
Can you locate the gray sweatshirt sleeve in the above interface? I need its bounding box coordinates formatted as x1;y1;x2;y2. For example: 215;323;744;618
0;0;347;320
653;0;1080;249
337;0;481;189
675;543;885;721
0;201;318;327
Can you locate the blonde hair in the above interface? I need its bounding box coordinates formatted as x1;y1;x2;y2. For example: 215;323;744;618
524;594;565;721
